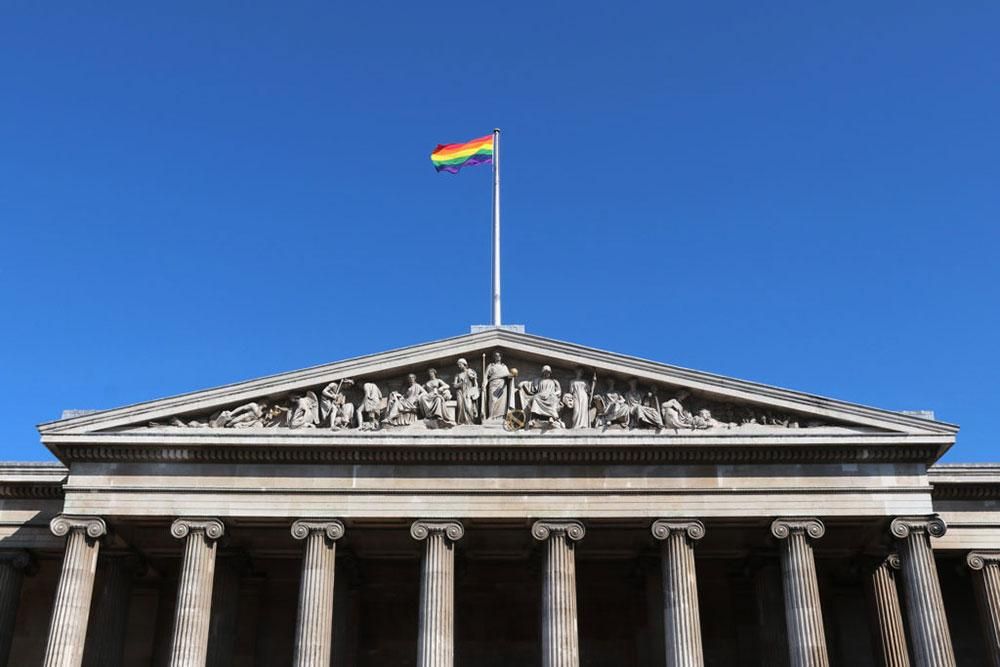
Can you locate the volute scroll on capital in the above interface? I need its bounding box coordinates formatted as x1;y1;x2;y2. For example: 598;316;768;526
770;518;825;541
170;518;226;541
889;515;947;540
410;520;465;542
531;520;586;542
50;514;108;540
291;519;345;541
966;551;1000;571
651;519;706;542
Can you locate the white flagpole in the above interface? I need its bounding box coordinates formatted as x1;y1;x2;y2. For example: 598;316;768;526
492;128;501;327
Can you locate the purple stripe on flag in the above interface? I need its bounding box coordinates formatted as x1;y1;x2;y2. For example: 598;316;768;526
434;154;493;173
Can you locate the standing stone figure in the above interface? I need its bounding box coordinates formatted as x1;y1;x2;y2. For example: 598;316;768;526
596;378;630;428
484;351;511;420
418;368;454;426
452;358;479;425
566;368;591;429
358;382;384;430
384;374;426;427
288;392;319;429
626;378;663;429
320;379;356;430
519;365;564;428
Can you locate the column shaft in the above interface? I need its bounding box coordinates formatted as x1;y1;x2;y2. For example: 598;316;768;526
83;555;141;667
168;519;225;667
291;520;344;667
0;551;31;667
771;519;829;667
43;516;108;667
891;517;955;667
412;521;464;667
532;520;585;667
867;556;910;667
967;552;1000;667
652;520;705;667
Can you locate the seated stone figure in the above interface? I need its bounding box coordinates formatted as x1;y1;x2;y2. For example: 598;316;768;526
594;378;629;428
383;374;426;427
418;368;455;426
625;378;663;429
518;365;563;428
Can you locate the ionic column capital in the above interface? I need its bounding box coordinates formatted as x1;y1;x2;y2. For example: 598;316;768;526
0;550;33;571
890;515;947;540
770;517;825;540
531;520;585;542
49;514;107;540
410;520;464;542
170;518;225;541
291;519;345;542
966;551;1000;571
883;552;902;570
651;519;705;542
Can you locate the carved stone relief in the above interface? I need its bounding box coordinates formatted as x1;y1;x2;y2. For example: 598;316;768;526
146;350;834;434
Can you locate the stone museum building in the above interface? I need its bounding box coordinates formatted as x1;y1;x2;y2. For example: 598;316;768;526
2;328;999;666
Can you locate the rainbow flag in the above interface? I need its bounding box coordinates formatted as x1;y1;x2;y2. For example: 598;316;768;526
430;134;494;174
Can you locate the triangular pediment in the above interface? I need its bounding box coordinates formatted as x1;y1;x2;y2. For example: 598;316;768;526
37;330;956;440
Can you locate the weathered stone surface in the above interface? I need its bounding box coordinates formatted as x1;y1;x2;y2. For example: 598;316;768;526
291;520;344;667
43;515;107;667
967;551;1000;666
533;520;585;667
890;516;955;667
770;519;828;667
651;520;705;667
167;518;225;667
412;520;464;667
867;554;910;667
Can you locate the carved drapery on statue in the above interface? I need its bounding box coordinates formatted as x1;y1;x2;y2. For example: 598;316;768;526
147;351;836;435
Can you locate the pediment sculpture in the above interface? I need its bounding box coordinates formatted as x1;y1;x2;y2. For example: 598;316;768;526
148;350;830;434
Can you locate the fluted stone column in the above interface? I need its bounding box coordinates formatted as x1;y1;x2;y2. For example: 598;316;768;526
651;520;706;667
532;520;586;667
890;516;955;667
42;515;108;667
770;518;829;667
0;550;32;666
83;554;144;667
168;518;225;667
867;554;910;667
290;520;345;667
967;551;1000;666
411;520;464;667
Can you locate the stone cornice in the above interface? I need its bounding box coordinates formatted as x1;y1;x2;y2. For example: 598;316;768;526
45;436;948;467
651;519;706;541
890;515;947;539
410;520;465;542
170;518;225;541
966;551;1000;570
532;520;586;542
50;515;107;539
771;518;826;540
291;519;345;541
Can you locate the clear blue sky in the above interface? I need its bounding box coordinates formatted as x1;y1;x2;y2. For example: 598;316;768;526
1;3;997;462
